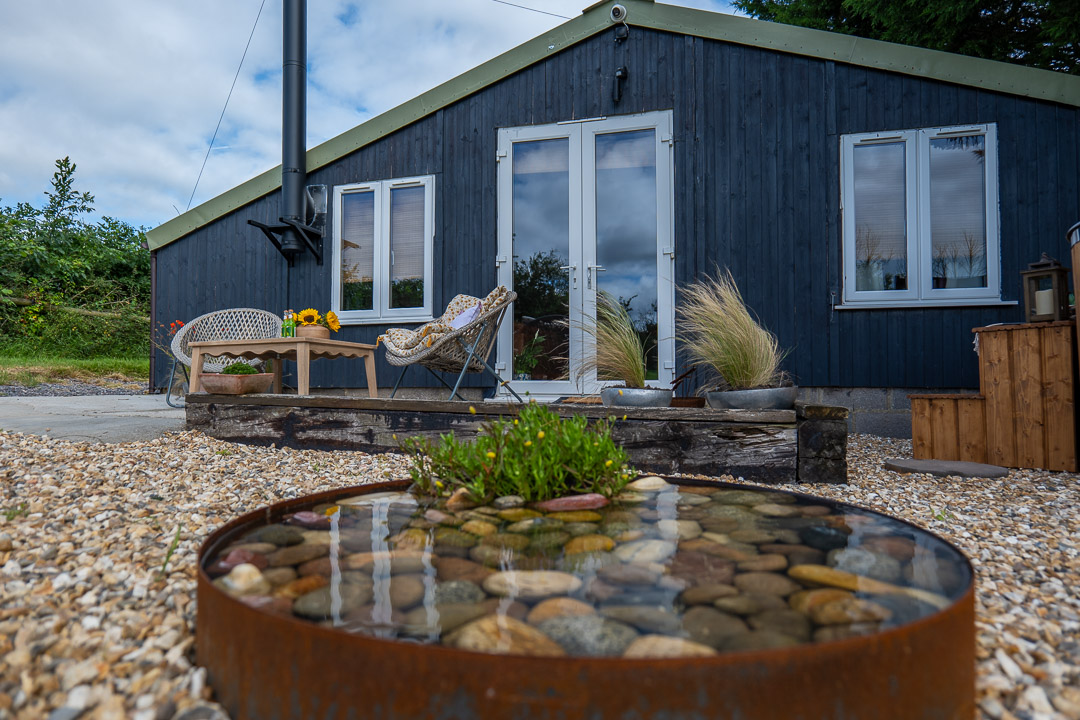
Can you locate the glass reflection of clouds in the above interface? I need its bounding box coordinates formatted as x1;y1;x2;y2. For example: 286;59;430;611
513;139;570;264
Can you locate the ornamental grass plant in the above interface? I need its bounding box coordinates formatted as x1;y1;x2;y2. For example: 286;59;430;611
399;402;634;503
578;291;650;388
677;270;787;390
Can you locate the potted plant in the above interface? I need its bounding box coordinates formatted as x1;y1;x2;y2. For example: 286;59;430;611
294;308;341;339
198;361;275;395
513;330;545;380
581;292;672;407
677;270;796;410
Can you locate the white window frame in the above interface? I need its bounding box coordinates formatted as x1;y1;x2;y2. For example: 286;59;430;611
331;175;435;324
840;124;1002;308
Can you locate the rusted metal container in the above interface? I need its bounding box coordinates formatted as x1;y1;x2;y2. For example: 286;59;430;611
197;481;975;720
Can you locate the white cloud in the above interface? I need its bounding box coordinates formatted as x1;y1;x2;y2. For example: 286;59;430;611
0;0;732;229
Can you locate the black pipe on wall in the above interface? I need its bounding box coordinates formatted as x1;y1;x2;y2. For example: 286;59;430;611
280;0;307;255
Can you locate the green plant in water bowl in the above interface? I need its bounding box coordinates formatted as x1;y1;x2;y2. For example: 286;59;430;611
399;402;635;503
221;363;259;375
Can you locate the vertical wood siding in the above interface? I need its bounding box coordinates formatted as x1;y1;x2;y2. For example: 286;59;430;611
154;28;1080;393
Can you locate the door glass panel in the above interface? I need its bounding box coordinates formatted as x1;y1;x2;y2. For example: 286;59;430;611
929;135;987;289
595;129;658;380
512;139;570;381
340;190;375;311
389;186;426;308
852;142;908;291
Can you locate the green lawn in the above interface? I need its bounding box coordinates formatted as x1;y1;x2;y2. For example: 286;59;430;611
0;355;149;386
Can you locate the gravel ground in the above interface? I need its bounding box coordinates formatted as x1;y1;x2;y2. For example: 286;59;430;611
0;428;1077;720
0;381;146;398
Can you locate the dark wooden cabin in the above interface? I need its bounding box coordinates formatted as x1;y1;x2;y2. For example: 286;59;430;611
147;0;1080;425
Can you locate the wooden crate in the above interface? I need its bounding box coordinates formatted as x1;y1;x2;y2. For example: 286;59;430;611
909;394;987;464
974;321;1077;472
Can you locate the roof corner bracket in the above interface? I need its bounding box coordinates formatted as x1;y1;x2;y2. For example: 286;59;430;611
279;217;324;265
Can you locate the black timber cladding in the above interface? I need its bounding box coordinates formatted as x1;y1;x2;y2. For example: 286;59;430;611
153;27;1080;393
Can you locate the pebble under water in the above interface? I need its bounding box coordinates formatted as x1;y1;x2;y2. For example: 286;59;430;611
205;477;971;658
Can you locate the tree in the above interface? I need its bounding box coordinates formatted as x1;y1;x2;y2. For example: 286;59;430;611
732;0;1080;74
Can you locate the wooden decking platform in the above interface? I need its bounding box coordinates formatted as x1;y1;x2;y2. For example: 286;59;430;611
185;395;848;484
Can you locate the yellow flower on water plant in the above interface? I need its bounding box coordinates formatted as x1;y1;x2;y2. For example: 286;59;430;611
324;506;340;516
513;419;518;425
469;406;477;414
524;440;532;447
486;451;496;459
325;310;341;331
298;308;321;325
435;480;444;489
537;431;545;440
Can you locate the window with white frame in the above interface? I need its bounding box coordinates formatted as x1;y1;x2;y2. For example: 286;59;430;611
331;176;434;323
840;124;1000;306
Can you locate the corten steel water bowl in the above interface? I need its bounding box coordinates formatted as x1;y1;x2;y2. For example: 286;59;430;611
197;480;975;720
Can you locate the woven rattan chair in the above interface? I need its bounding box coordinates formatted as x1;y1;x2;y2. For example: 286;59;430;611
381;288;523;402
165;308;282;407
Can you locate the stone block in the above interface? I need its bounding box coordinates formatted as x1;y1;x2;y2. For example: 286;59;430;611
798;455;848;484
798;419;847;459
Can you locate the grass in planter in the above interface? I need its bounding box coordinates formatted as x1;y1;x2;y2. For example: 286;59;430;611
578;291;650;388
400;402;635;503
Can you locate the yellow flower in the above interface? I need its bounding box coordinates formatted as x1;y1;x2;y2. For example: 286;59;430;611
435;480;444;489
622;415;627;421
325;310;340;331
486;451;496;459
298;308;321;325
525;440;532;447
537;431;545;439
324;506;340;516
605;460;613;467
618;389;624;396
469;406;477;414
513;419;518;425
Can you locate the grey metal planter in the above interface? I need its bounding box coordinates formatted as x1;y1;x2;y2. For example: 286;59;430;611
705;386;798;410
600;387;673;407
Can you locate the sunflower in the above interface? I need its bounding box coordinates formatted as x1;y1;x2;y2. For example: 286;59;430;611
297;308;321;326
325;310;340;331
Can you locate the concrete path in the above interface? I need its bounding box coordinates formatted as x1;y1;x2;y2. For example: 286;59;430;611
0;394;185;444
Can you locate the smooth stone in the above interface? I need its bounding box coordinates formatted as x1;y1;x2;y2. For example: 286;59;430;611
722;630;800;652
262;567;299;586
747;609;812;641
787;565;950;609
526;597;596;625
460;519;499;537
596;563;662;586
827;547;902;583
480;533;531;551
737;554;788;573
497;508;542;523
563;522;600;537
402;603;488;635
862;536;917;562
759;492;798;505
813;622;881;642
344;604;408;632
714;593;788;616
339;491;416;507
428;579;483;606
679;538;755;562
533;494;610;512
559;551;620;574
623;635;718;658
506;517;564;534
546;510;603;523
445;488;478;512
493;495;525;509
286;510;332;529
667;552;735;587
207;548;269;577
698;518;739;534
237;595;294;615
680;583;739;605
904;552;969;595
810;597;894;625
771;529;803;545
626;475;671;491
788;588;854;614
216;564;271;597
657;519;702;540
469;544;514;567
564;534;615;554
423;508;461;526
292;583;373;619
434;556;495;584
612;529;646;543
345;550;427;575
391;528;432;550
514;556;559;571
681;606;749;648
272;574;328;599
529;531;572;551
754;503;800;518
713;490;771;506
483;571;582;600
223;541;278;555
434;528;478;548
445;615;565;656
675;493;712;506
600;605;682;634
613;491;649;504
733;571;802;596
297;556;334;577
537;615;639;657
387;574;427;608
248;524;304;547
798;525;850;551
338;530;375;553
613;539;677;564
603;510;645;525
728;529;778;545
801;505;833;517
478;597;530;621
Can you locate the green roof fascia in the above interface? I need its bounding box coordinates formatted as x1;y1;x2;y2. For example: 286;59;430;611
629;0;1080;108
148;0;1080;251
146;9;612;251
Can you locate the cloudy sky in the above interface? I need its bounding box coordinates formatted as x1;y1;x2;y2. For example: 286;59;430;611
0;0;733;231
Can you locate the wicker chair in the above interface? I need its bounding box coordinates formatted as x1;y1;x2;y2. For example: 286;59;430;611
381;288;523;402
165;308;282;407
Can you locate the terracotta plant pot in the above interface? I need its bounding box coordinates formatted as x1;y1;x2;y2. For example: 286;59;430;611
296;324;330;339
199;372;275;395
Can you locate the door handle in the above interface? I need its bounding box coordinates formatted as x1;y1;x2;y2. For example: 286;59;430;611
587;264;605;289
560;264;578;288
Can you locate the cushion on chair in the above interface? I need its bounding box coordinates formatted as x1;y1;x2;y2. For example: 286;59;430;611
449;301;482;329
380;288;510;360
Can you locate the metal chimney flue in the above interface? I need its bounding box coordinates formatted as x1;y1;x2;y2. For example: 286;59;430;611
248;0;323;264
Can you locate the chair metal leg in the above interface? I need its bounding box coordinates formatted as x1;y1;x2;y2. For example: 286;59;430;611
389;365;409;398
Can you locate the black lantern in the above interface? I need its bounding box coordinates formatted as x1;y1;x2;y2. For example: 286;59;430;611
1020;253;1070;322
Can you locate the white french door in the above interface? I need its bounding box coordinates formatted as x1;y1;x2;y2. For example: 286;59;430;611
495;111;675;399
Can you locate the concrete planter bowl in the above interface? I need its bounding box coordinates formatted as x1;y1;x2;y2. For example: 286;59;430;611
600;387;673;407
705;386;798;410
198;372;274;395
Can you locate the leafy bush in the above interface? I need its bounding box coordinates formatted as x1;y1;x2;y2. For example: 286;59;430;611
0;305;148;359
400;402;635;502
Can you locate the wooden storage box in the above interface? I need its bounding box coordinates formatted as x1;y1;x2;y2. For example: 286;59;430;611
910;394;987;464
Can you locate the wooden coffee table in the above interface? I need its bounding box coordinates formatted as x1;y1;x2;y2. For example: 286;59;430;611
188;337;378;397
